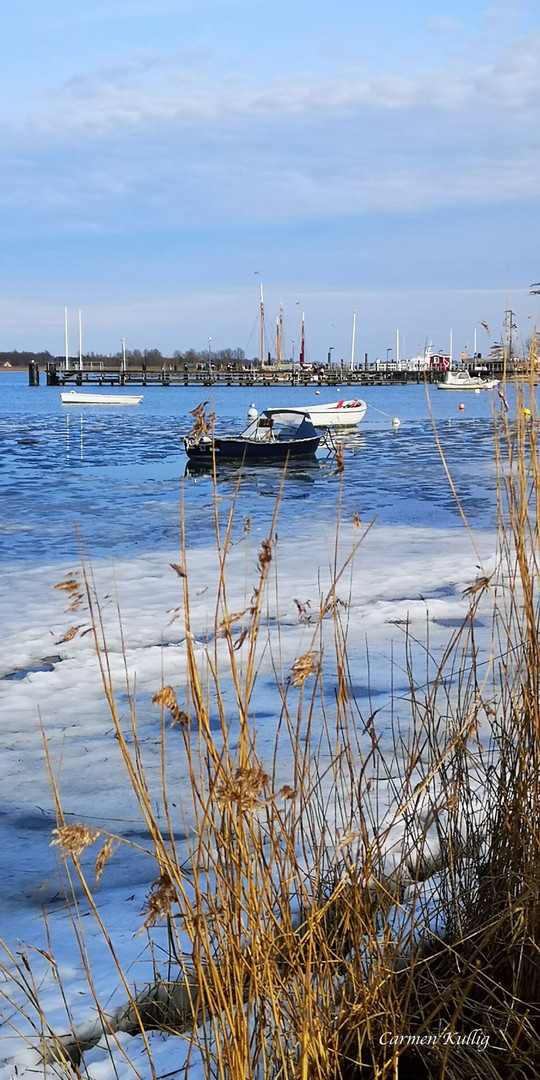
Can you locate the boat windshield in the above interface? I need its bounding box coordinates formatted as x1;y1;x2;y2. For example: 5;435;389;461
240;410;318;441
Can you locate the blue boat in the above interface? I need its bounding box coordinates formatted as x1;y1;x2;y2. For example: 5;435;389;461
183;408;322;464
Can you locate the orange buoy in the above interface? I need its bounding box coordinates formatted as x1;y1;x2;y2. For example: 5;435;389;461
459;403;465;411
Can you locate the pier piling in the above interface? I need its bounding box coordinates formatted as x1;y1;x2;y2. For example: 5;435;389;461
28;361;40;386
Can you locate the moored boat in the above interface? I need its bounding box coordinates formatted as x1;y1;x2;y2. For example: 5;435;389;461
60;390;143;406
264;398;367;428
436;370;499;391
183;408;322;464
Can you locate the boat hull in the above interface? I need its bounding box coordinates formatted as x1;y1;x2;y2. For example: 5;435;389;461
185;435;321;463
436;373;499;391
60;391;143;406
266;399;367;427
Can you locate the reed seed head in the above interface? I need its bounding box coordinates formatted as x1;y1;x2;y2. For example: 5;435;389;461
290;650;321;687
140;871;176;930
94;837;115;887
334;446;345;474
53;576;80;593
56;625;84;644
51;823;101;858
215;765;270;812
152;686;189;727
257;539;273;571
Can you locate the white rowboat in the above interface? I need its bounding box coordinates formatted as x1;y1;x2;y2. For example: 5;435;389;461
265;398;367;429
60;390;143;406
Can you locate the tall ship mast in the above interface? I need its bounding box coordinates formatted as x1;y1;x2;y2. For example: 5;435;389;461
276;303;283;367
299;312;305;368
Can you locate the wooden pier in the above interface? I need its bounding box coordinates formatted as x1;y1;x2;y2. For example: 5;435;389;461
31;360;452;389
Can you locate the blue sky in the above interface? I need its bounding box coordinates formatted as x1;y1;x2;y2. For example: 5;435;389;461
1;0;539;362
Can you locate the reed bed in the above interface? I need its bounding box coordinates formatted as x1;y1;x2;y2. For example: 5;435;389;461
2;387;540;1079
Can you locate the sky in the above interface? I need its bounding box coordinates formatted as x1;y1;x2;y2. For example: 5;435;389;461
1;0;539;363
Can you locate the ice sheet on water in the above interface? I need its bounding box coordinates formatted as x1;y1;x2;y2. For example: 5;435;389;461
0;521;496;901
0;520;496;812
0;519;497;1079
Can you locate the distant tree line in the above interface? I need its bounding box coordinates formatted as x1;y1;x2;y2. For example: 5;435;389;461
0;347;252;370
1;350;56;369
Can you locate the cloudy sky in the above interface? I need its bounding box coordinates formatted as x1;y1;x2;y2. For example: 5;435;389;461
1;0;539;362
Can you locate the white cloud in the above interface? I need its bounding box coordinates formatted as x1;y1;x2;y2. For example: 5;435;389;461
427;16;462;35
0;17;536;297
0;31;537;143
472;34;540;106
484;0;527;31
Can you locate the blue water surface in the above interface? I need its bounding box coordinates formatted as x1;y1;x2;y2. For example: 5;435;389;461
0;373;512;566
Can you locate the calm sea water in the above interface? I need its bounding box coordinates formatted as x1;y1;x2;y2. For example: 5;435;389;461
0;372;511;566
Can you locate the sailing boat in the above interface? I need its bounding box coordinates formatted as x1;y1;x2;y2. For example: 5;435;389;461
265;305;367;427
258;286;295;378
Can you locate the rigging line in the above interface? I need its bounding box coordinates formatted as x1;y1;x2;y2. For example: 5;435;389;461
365;403;397;421
243;309;260;355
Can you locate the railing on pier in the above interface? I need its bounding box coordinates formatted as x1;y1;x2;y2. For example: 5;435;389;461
38;360;446;389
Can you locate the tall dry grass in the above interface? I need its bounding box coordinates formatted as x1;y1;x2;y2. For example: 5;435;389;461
2;387;540;1079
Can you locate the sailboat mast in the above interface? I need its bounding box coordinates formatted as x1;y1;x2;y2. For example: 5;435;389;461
350;310;356;370
64;307;69;371
78;309;83;372
259;283;264;366
300;312;305;368
276;303;283;367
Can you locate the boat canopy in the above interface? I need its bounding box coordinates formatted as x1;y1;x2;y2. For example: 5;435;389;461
240;409;319;442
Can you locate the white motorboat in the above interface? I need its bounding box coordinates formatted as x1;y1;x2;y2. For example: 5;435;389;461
264;398;367;428
436;370;499;391
60;390;143;406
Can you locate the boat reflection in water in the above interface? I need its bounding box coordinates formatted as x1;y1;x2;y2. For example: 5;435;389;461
183;457;323;485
